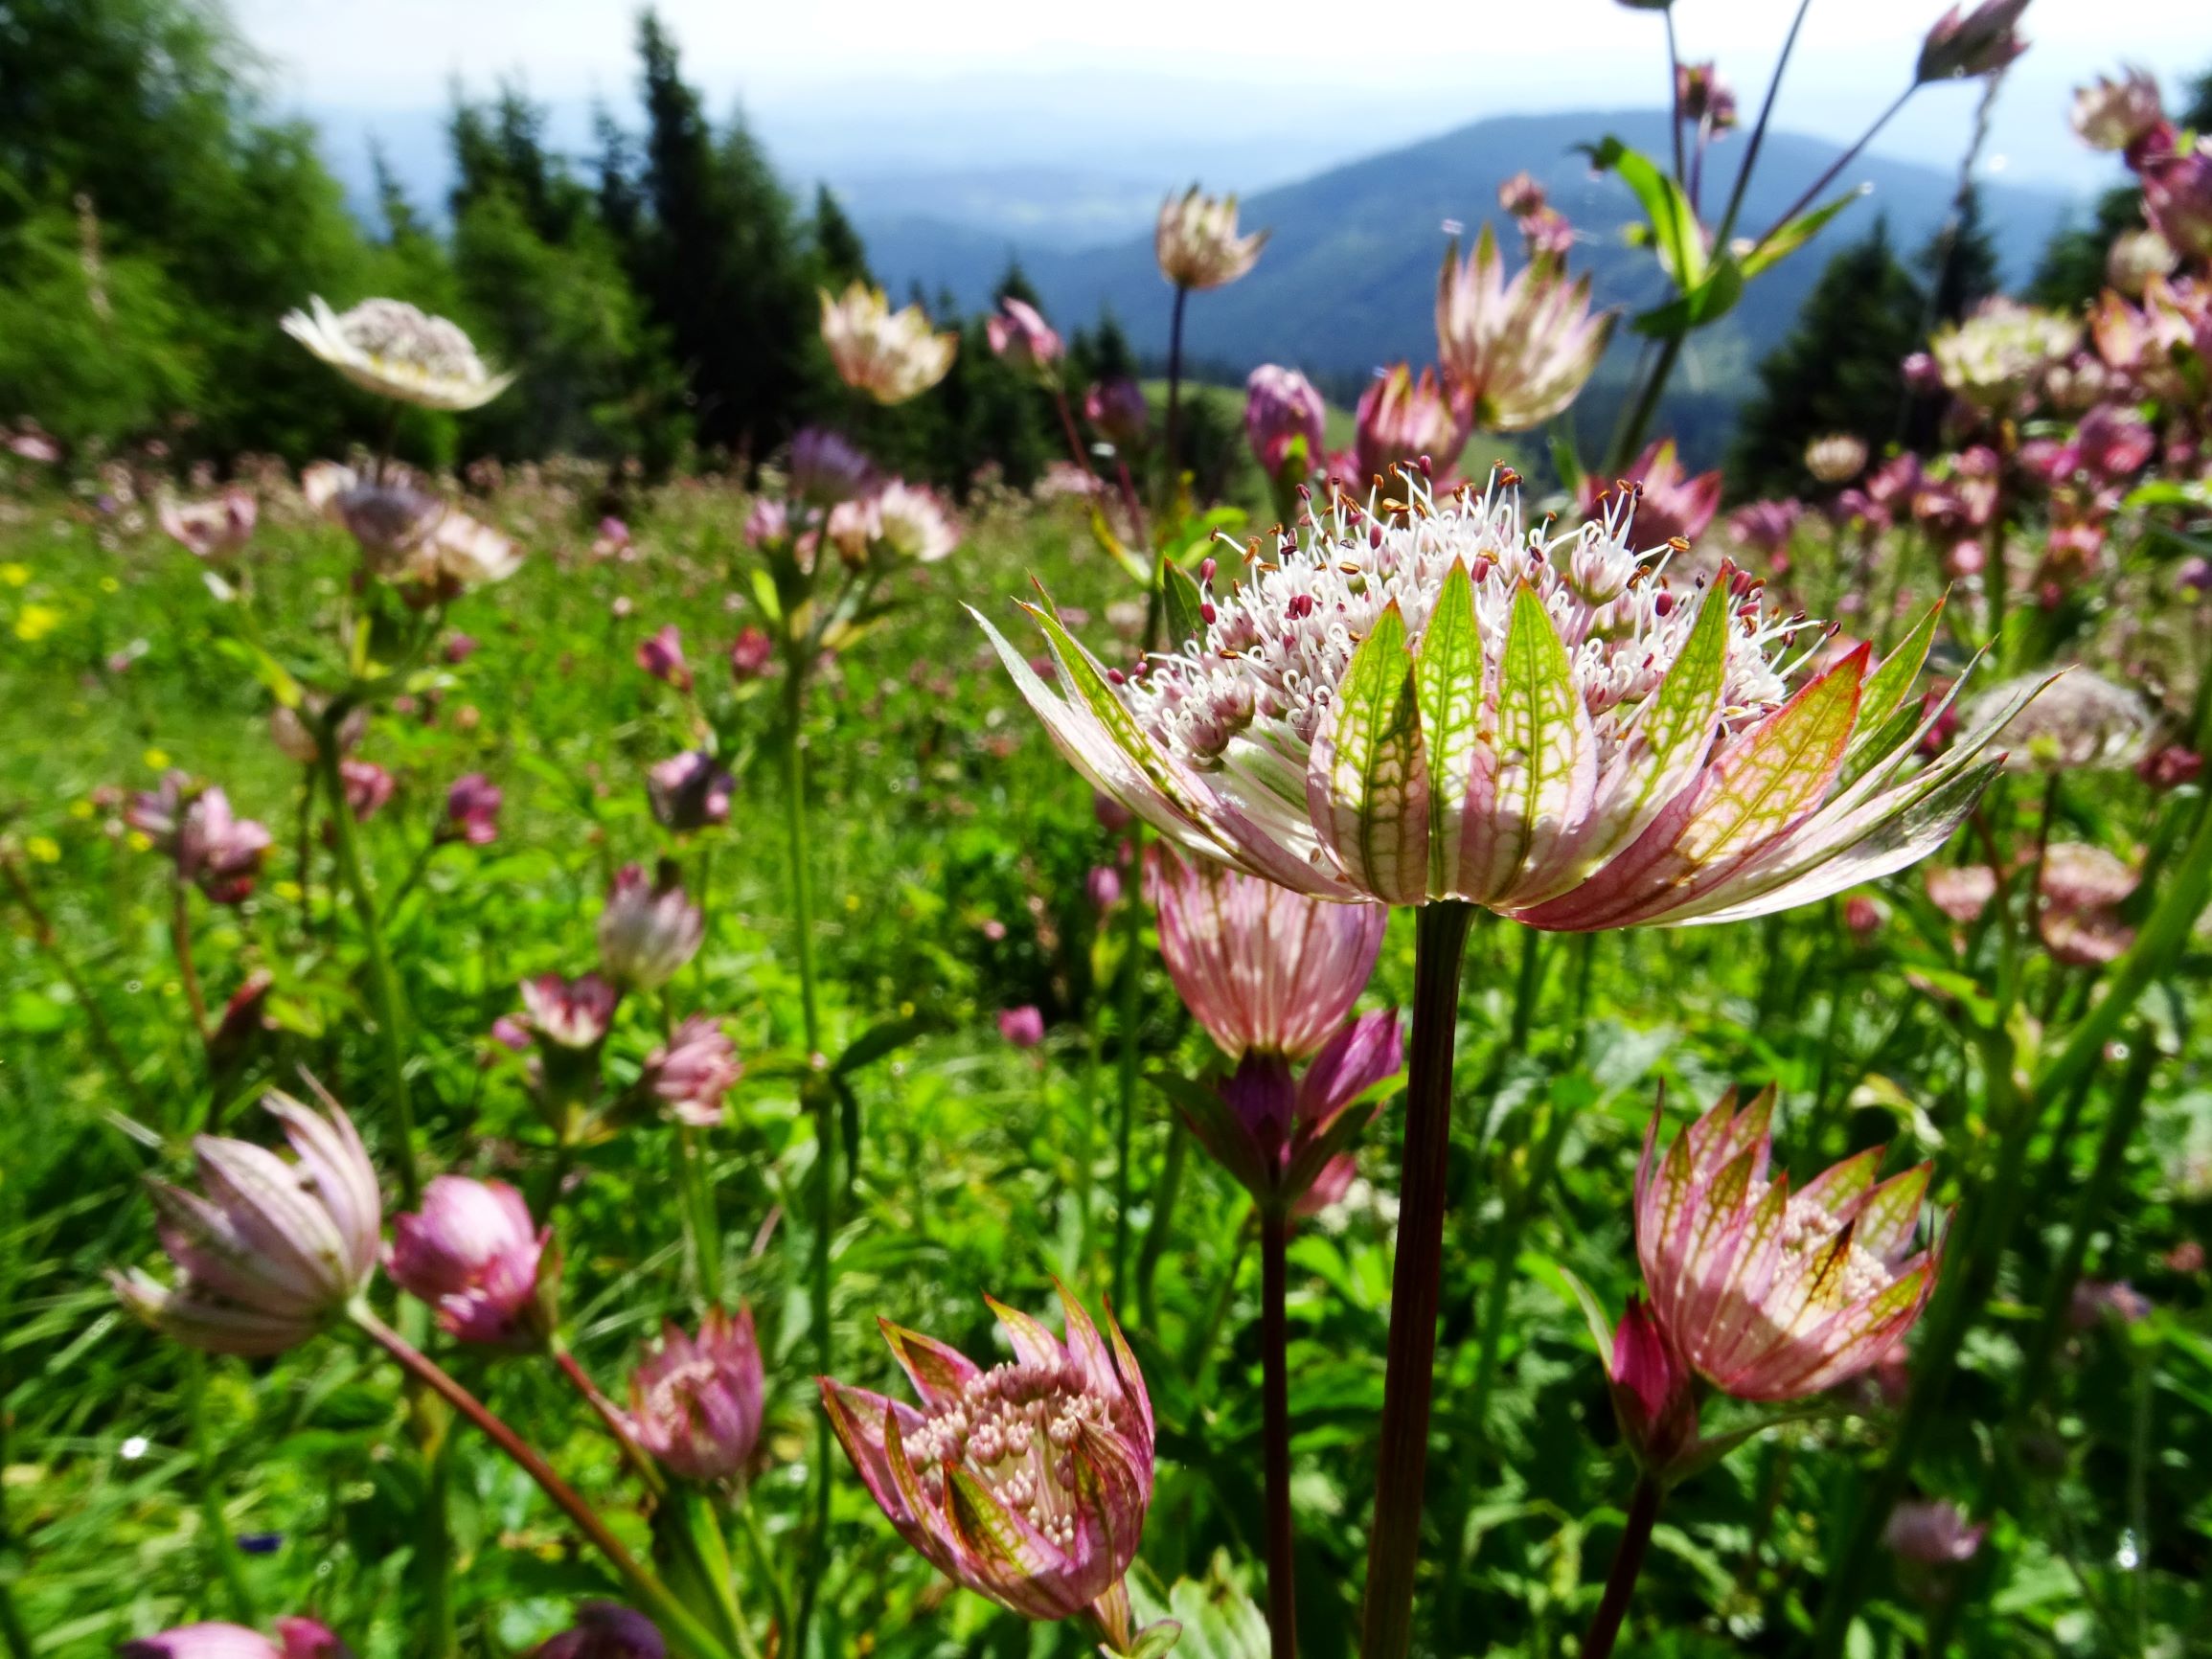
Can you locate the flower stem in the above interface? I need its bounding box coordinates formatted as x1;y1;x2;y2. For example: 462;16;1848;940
1134;1123;1185;1334
1581;1474;1663;1659
1358;898;1473;1659
778;663;833;1659
184;1352;258;1624
1110;846;1146;1307
1261;1207;1298;1659
555;1343;667;1499
1163;284;1190;498
677;1125;724;1307
1607;332;1686;475
171;880;210;1048
421;1427;458;1659
353;1307;736;1659
1713;0;1814;246
318;729;421;1206
1752;81;1917;255
1663;7;1686;184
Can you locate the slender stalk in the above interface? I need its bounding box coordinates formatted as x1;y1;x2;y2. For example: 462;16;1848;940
677;1125;724;1307
421;1428;457;1659
183;1353;258;1622
1753;82;1917;255
353;1307;735;1659
318;730;421;1205
779;661;834;1659
170;880;210;1045
1663;8;1687;184
1607;332;1687;475
1134;1125;1186;1333
2;852;158;1125
554;1344;668;1498
1162;284;1191;496
1581;1475;1664;1659
1261;1208;1298;1659
1358;900;1474;1659
1714;0;1815;247
294;760;318;945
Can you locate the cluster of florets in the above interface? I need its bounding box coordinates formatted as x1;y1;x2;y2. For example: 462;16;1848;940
904;1360;1119;1549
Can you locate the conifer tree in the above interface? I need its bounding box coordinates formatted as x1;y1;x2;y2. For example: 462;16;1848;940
811;187;871;289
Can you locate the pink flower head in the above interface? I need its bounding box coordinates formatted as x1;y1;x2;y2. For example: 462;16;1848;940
518;973;619;1050
1083;377;1151;451
819;1284;1159;1646
1916;0;2029;83
1243;364;1328;480
2070;1278;2152;1327
2138;744;2201;791
445;632;479;664
743;495;790;548
1843;894;1885;940
1519;206;1575;262
997;1006;1046;1049
114;1092;382;1355
122;1621;352;1659
1194;1009;1404;1215
169;782;273;905
388;1175;550;1346
628;1307;765;1484
338;760;394;824
444;773;502;845
1676;61;1738;130
1497;171;1547;217
2071;69;2164;154
1086;864;1124;911
159;489;258;562
1345;363;1469;485
1636;1088;1939;1401
985;297;1063;376
1156;187;1267;291
635;625;691;693
2038;841;2138;965
1727;499;1803;559
788;426;876;505
642;1014;741;1126
1925;863;1997;924
729;626;776;682
597;862;703;991
647;750;734;833
2140;130;2212;264
871;479;960;565
528;1604;665;1659
1884;1498;1985;1564
1435;225;1612;431
1581;438;1723;549
1147;845;1387;1060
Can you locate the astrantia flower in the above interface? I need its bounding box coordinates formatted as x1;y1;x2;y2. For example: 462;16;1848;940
2106;229;2177;298
820;283;956;405
1804;434;1868;486
1148;845;1385;1059
1244;364;1328;479
1436;226;1612;431
647;750;733;833
998;1006;1046;1049
640;1015;741;1127
2071;69;2164;154
160;490;257;562
1156;188;1266;291
528;1606;663;1659
1967;669;2153;773
1915;0;2029;84
2139;130;2212;264
1728;500;1803;559
819;1285;1163;1651
788;426;876;505
870;479;960;565
1930;299;2081;411
636;625;691;692
1638;1088;1939;1400
1084;378;1152;451
300;463;519;594
1676;61;1737;131
388;1175;551;1346
628;1307;764;1485
122;1620;351;1659
598;862;704;990
443;773;502;845
1925;863;1997;923
518;973;620;1050
2038;841;2138;965
1885;1498;1985;1564
338;760;394;824
283;296;513;411
1580;438;1723;549
981;473;2024;924
1343;363;1469;485
114;1093;381;1355
985;297;1063;377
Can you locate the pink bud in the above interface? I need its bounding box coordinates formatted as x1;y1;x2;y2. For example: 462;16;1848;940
444;631;479;665
388;1176;551;1346
1607;1296;1699;1479
627;1308;764;1484
338;760;394;824
641;1015;741;1127
597;862;703;991
635;625;692;693
997;1005;1046;1048
728;626;776;682
444;773;502;845
1086;864;1124;911
1243;364;1327;480
646;750;733;832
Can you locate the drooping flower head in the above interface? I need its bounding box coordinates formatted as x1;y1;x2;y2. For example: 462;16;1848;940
597;862;704;990
819;1284;1162;1650
647;750;734;833
1676;61;1738;131
1580;438;1724;549
114;1092;381;1355
820;283;957;405
1915;0;2030;84
1804;434;1869;486
1967;669;2153;774
338;760;394;824
128;774;274;904
282;296;513;410
1637;1088;1939;1400
300;463;521;596
1345;363;1470;485
159;490;258;562
1084;378;1152;451
1155;187;1267;291
981;472;2026;924
518;973;620;1051
985;297;1063;377
628;1307;765;1485
1436;226;1612;431
1930;299;2081;412
787;426;877;504
2071;69;2164;154
1243;364;1328;480
636;625;691;693
388;1175;552;1347
640;1015;742;1127
2138;126;2212;264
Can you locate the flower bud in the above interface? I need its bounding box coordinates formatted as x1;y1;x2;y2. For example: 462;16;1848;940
997;1005;1045;1048
1243;365;1327;481
443;773;502;845
728;626;776;682
528;1605;665;1659
597;862;704;991
647;750;733;833
627;1307;764;1484
1916;0;2029;84
635;625;691;693
388;1175;552;1346
640;1015;741;1127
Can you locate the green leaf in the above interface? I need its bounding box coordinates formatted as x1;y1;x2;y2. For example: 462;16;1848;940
1158;555;1207;647
832;1014;929;1077
1854;599;1943;739
1630;251;1745;339
747;565;783;625
1739;185;1869;281
1312;602;1430;902
1150;1071;1269;1200
1582;137;1708;290
1555;1265;1617;1374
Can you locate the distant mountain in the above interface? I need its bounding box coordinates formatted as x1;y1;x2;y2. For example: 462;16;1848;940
847;110;2072;421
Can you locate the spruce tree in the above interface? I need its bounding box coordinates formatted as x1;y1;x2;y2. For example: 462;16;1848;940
811;187;871;289
1728;220;1925;498
1915;184;2001;327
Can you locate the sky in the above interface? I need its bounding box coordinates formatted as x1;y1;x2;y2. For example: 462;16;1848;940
234;0;2212;202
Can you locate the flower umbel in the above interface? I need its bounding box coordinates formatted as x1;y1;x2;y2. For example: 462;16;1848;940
819;1284;1167;1652
1436;226;1612;431
820;283;957;405
1637;1088;1939;1400
387;1175;552;1346
597;862;704;991
628;1307;766;1485
1155;187;1266;291
282;295;513;411
114;1091;381;1354
981;471;2029;923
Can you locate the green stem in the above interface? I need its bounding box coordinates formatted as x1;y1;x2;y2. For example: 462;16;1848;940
1358;900;1474;1659
183;1353;258;1623
1134;1125;1185;1334
421;1428;457;1659
318;727;421;1206
733;1487;797;1653
353;1307;736;1659
1606;332;1685;476
1581;1475;1663;1659
1260;1208;1298;1659
171;880;210;1050
677;1125;724;1307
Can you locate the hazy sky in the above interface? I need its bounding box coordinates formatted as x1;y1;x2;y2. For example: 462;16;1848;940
234;0;2212;195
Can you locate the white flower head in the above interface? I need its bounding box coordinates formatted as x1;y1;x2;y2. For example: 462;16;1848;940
283;296;513;411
